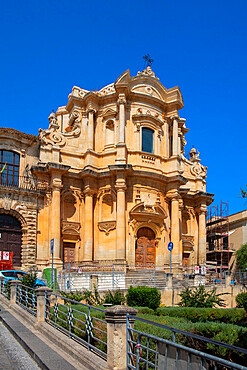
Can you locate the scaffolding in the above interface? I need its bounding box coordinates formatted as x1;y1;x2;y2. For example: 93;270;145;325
206;201;230;271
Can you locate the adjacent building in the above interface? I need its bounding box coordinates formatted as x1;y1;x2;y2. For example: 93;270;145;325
0;67;213;270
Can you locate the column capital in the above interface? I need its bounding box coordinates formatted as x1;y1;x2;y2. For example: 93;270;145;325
196;205;207;215
117;94;127;106
115;181;127;192
83;186;95;197
51;180;63;191
169;115;179;123
166;189;180;200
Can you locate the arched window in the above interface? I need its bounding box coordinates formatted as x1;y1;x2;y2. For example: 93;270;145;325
142;127;154;153
0;150;20;186
105;120;115;146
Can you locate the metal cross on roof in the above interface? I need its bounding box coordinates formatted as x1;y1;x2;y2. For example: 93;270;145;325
143;54;154;68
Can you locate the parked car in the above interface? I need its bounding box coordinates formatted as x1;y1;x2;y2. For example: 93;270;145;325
0;270;46;288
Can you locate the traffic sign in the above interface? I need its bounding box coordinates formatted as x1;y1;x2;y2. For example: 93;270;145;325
51;238;54;254
168;242;173;251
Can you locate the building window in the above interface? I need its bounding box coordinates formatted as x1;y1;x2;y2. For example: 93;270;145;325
142;127;154;153
0;150;20;186
105;120;115;146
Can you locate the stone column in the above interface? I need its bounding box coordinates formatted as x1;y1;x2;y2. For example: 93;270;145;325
169;191;182;265
36;287;53;324
10;280;20;305
171;116;178;156
51;175;63;265
118;94;126;144
87;108;95;150
197;204;207;264
115;175;127;261
105;305;138;370
84;186;94;261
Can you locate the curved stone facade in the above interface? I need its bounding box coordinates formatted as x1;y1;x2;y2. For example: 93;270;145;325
0;67;213;269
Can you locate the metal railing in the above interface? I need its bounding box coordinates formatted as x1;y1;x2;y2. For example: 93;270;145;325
45;292;107;359
16;283;37;316
127;315;247;369
233;270;247;285
0;175;48;193
0;278;10;300
56;263;233;292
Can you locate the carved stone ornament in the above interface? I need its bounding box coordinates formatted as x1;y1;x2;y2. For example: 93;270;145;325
95;83;116;96
189;147;207;178
39;112;66;147
191;162;207;178
137;66;159;79
64;110;81;137
62;220;81;235
98;221;116;235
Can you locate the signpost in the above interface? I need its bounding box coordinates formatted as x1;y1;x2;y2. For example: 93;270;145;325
51;238;54;290
168;242;173;273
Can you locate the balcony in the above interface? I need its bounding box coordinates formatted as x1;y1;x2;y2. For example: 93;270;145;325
0;175;48;194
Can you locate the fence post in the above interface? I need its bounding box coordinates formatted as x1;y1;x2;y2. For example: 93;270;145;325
225;271;232;285
166;273;173;288
10;280;20;305
105;305;138;370
36;287;53;324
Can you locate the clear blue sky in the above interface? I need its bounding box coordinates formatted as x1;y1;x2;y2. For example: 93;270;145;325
0;0;246;215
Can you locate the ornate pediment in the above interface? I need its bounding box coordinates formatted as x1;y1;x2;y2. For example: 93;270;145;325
101;108;117;119
130;202;167;223
131;84;163;100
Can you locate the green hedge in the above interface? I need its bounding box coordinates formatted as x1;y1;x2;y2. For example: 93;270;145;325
156;307;246;324
135;313;247;364
236;292;247;311
126;286;161;310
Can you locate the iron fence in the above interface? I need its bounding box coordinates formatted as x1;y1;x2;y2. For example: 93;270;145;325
0;278;10;300
0;175;48;193
56;263;234;292
16;283;37;316
233;270;247;285
127;315;247;369
45;292;107;359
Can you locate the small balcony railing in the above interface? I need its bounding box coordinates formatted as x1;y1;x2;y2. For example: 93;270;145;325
0;174;48;193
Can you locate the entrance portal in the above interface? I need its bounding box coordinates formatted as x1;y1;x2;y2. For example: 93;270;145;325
63;242;75;263
135;227;156;267
0;214;22;266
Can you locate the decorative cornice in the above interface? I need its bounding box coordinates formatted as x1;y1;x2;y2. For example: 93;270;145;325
132;113;164;128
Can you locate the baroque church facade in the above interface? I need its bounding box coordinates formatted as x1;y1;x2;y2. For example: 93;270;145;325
0;67;213;269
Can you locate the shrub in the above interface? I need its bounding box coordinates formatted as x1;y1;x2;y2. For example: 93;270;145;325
104;289;125;305
21;272;37;288
60;290;84;303
236;292;247;311
126;286;161;310
82;285;103;306
133;306;155;315
156;307;246;324
134;314;247;364
178;285;226;308
236;244;247;272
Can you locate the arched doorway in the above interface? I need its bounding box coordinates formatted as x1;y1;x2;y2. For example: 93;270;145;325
135;227;156;267
0;214;22;266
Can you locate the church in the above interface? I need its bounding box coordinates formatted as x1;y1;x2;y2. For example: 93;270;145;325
0;66;213;269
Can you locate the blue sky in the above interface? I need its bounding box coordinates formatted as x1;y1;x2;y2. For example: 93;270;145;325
0;0;246;215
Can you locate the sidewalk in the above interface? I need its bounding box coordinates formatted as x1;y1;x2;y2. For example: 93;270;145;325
0;297;106;370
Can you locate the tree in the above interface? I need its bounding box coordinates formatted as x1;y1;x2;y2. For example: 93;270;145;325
177;285;226;308
235;243;247;272
240;187;247;198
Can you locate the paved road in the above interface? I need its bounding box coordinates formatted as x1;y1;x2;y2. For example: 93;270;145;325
0;322;39;369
